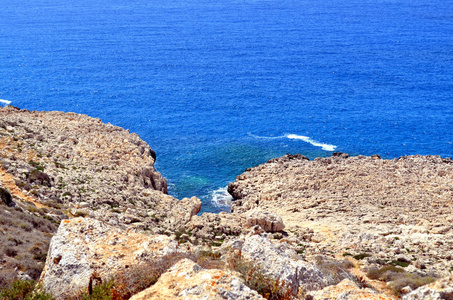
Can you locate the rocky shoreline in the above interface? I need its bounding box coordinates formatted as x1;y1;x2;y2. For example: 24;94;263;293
1;107;452;299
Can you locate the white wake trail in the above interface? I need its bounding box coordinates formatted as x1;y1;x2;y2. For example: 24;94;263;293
248;132;337;151
285;134;337;151
0;99;12;105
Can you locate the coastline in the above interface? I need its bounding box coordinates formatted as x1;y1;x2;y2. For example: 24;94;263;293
1;107;452;299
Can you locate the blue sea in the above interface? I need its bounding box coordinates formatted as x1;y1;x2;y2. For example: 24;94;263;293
1;0;452;213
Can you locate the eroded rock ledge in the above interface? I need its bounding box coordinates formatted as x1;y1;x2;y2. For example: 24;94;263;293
227;153;453;279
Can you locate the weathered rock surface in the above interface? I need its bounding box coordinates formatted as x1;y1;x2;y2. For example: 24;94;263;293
228;153;453;278
309;279;394;300
0;186;13;206
39;217;190;299
130;259;265;300
3;106;452;299
239;235;328;293
245;209;285;233
0;106;201;232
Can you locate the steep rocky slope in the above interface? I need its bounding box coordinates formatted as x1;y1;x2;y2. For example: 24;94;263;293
0;106;200;289
0;106;200;232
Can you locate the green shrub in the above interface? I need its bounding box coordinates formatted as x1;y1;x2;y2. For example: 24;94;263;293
353;253;371;260
0;280;52;300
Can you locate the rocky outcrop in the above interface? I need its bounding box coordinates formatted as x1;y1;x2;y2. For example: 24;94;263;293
228;154;453;279
0;106;201;232
239;235;328;293
3;106;452;299
130;259;265;300
245;209;285;233
0;186;13;207
39;217;192;299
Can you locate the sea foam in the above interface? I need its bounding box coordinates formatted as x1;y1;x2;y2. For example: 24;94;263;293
248;133;336;151
286;134;337;151
210;186;233;207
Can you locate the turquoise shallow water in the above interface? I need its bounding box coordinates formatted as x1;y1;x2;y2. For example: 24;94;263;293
1;0;452;212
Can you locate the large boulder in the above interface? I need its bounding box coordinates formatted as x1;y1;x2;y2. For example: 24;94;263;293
239;235;328;294
39;217;190;299
245;209;285;232
0;187;14;206
130;259;265;300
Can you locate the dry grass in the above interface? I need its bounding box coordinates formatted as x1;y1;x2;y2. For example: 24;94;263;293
228;255;293;300
68;250;224;300
366;265;437;296
0;204;57;290
314;255;355;286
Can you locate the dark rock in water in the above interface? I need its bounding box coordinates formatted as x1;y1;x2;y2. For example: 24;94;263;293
267;153;309;164
0;187;14;207
332;152;349;159
28;169;52;187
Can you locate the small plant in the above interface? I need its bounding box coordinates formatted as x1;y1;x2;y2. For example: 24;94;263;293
353;253;371;260
73;211;88;218
366;265;436;296
389;260;410;268
28;160;44;171
0;280;53;300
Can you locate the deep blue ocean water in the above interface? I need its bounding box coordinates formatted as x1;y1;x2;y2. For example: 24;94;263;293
1;0;452;212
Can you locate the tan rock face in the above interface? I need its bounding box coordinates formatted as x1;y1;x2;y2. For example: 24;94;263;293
39;217;190;299
130;259;265;300
245;209;285;232
309;279;394;300
228;153;453;278
240;235;328;293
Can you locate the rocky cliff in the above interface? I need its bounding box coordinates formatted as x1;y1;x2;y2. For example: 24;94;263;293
0;106;200;290
0;106;200;232
1;107;452;299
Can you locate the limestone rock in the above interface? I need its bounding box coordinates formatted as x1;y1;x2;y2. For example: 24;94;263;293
309;279;394;300
228;153;453;277
0;107;201;233
40;217;189;299
240;235;328;293
130;259;264;300
245;209;285;232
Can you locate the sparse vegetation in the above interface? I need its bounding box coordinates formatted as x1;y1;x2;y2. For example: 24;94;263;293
366;265;436;296
353;253;371;260
315;256;355;286
0;205;57;290
0;280;52;300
